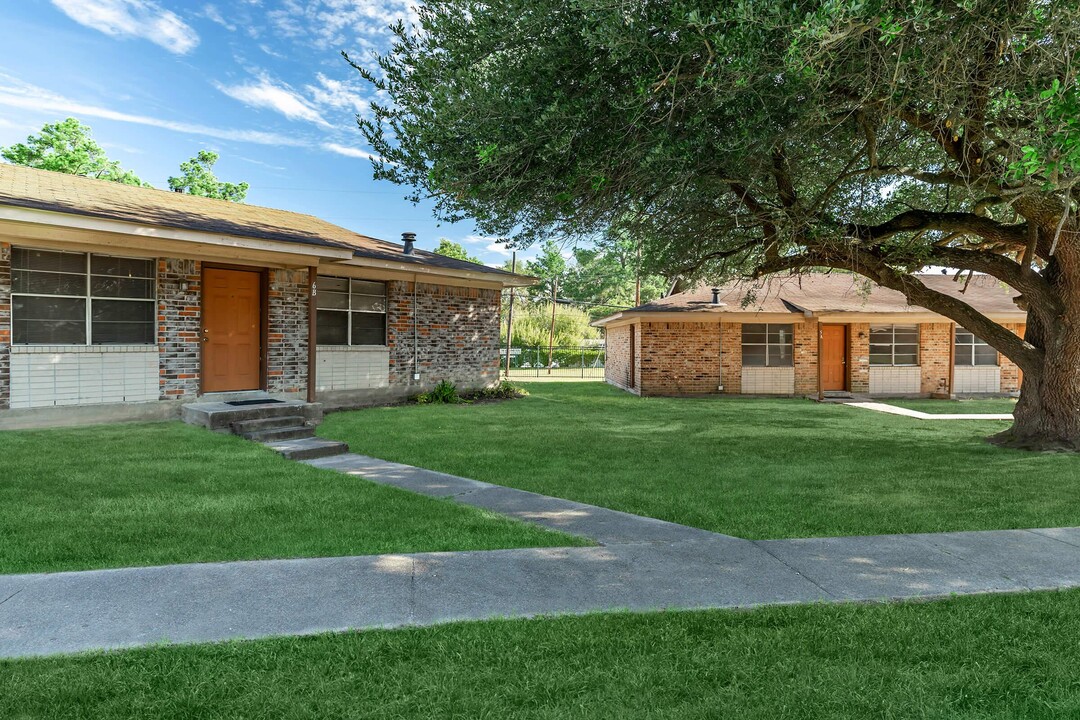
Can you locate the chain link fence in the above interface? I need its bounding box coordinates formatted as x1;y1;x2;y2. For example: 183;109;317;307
502;345;606;379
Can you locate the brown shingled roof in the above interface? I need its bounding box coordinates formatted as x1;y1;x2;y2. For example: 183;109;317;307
0;163;523;280
601;272;1020;320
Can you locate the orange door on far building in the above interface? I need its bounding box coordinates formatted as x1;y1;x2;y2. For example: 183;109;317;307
820;324;847;391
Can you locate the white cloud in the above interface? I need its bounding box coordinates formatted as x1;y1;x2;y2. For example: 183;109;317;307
321;142;379;161
485;242;512;256
201;3;235;31
306;73;368;115
0;74;304;146
51;0;199;54
461;234;497;245
215;74;330;127
268;0;417;51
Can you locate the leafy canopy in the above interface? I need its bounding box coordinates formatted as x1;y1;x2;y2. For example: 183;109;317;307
168;150;249;202
1;118;147;186
433;238;482;264
356;0;1079;375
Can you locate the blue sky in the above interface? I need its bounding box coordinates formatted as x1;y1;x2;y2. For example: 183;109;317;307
0;0;535;266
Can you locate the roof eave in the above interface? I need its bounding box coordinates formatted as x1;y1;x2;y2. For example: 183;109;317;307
334;254;539;287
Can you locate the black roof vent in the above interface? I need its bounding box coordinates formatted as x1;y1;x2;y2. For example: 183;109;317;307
711;287;721;304
401;232;416;255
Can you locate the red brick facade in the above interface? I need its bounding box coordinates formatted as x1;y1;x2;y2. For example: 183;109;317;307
1;247;501;414
603;323;638;393
638;322;722;395
919;323;953;394
605;317;1025;398
387;280;501;393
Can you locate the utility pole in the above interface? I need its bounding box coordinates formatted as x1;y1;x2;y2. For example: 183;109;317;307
504;252;516;378
547;275;559;374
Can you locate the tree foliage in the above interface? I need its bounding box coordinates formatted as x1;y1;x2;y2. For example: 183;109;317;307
503;301;599;347
433;238;481;264
168;150;248;202
1;118;147;186
356;0;1080;449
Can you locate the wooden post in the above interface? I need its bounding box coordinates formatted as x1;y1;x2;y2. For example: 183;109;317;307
504;252;516;378
547;275;558;374
307;266;318;403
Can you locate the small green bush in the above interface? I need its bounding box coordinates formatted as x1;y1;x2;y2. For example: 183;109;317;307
416;380;461;404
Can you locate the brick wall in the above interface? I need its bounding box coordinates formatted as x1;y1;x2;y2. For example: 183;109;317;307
639;321;721;395
720;322;741;393
0;243;10;410
794;319;818;395
1001;323;1025;393
158;259;201;400
919;323;953;394
387;280;500;392
849;323;870;393
267;268;309;395
604;324;636;392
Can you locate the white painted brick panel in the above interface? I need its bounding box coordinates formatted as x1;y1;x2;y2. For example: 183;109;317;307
869;366;922;395
955;366;1001;394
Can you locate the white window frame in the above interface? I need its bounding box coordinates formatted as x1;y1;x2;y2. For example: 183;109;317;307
10;247;157;346
869;324;920;367
741;323;794;368
315;276;388;346
955;327;999;367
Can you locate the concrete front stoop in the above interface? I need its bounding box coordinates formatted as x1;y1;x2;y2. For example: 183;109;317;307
180;395;348;460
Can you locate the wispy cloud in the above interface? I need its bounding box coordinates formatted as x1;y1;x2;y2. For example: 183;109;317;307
51;0;199;54
321;142;379;161
201;3;235;32
461;234;498;246
306;73;368;115
215;74;330;127
0;74;304;146
267;0;417;51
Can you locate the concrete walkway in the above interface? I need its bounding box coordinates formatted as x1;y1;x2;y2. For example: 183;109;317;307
845;401;1013;420
4;454;1080;659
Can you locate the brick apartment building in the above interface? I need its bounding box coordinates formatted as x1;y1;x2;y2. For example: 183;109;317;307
0;164;532;428
595;274;1024;398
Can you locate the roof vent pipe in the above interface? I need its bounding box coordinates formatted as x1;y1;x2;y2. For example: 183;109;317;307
401;232;416;255
711;287;721;305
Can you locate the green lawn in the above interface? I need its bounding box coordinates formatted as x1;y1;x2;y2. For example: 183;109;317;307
0;423;584;575
5;590;1080;718
320;382;1079;539
884;397;1018;414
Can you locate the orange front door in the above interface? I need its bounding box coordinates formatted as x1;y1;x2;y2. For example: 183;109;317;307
820;324;847;391
202;267;262;393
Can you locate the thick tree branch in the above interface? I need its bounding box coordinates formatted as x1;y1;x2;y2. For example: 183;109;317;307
753;249;1044;374
846;210;1029;248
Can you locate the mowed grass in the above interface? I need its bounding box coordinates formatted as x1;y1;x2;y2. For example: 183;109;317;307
5;590;1080;719
885;397;1018;415
320;382;1080;539
0;422;585;575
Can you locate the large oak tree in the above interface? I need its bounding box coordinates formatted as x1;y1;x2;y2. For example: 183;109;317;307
354;0;1080;449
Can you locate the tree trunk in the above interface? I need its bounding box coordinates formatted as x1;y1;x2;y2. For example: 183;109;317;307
992;243;1080;451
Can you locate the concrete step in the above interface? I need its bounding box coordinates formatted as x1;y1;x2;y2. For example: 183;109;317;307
242;425;315;443
182;400;323;431
231;415;308;435
264;436;349;461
